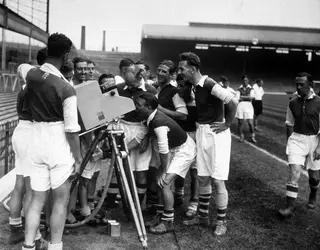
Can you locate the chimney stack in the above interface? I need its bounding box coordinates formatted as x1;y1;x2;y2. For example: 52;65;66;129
102;30;106;51
81;26;86;50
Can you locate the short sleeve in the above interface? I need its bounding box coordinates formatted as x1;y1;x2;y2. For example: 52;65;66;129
285;105;294;126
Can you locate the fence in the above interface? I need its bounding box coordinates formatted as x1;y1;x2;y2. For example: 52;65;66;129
0;119;18;178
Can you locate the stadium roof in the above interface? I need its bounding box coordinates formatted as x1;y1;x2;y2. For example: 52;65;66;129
141;22;320;49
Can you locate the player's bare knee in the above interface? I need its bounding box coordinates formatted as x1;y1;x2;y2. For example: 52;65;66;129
213;179;226;192
198;176;211;187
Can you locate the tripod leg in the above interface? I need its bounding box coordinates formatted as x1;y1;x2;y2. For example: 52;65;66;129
121;138;148;243
113;158;130;219
110;134;146;248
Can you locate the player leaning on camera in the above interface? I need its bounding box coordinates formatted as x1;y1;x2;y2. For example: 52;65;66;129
135;92;196;234
177;52;238;236
114;65;157;205
21;33;81;250
279;72;320;218
8;51;47;249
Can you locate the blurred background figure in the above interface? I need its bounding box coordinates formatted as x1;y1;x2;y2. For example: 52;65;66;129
220;76;236;95
72;57;87;86
252;79;265;132
235;75;256;143
87;60;96;80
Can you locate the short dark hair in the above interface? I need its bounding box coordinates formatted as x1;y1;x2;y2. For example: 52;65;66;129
159;60;176;74
256;79;263;83
179;52;201;69
61;60;74;74
137;92;158;110
98;73;114;85
36;48;47;65
242;75;248;80
47;33;72;58
119;58;134;69
220;75;228;83
73;57;87;69
296;72;313;87
87;59;95;66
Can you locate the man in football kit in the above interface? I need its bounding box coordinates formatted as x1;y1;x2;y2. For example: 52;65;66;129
22;33;82;250
178;52;238;236
279;72;320;218
135;92;196;234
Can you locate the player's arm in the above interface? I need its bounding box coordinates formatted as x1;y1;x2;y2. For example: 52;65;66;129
128;123;149;151
154;126;170;176
241;89;255;101
210;81;238;133
157;93;188;120
63;94;82;173
285;105;294;141
157;106;187;120
17;63;36;84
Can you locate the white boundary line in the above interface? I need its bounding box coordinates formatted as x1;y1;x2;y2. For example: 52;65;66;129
231;133;308;177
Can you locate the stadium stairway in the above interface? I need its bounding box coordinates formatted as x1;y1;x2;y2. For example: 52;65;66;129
0;93;18;123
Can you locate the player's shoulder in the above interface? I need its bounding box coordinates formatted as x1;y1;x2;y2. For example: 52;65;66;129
47;73;75;96
203;77;218;89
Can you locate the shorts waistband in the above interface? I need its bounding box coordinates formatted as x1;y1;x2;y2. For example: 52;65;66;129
33;121;64;127
19;120;33;125
292;132;317;137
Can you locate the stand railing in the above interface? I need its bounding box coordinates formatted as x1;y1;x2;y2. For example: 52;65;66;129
0;119;18;178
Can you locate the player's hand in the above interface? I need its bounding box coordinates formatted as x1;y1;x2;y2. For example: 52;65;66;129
157;175;168;189
210;122;230;134
313;146;320;161
138;136;150;153
69;161;81;181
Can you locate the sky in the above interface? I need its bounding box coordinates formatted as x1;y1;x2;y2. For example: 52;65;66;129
46;0;320;52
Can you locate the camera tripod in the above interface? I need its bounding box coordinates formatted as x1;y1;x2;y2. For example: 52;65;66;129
67;123;148;249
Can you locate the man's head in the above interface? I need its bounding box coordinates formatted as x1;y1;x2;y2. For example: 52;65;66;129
124;65;143;89
61;60;74;82
73;57;87;84
178;52;201;83
135;92;158;120
119;58;135;77
220;76;229;88
256;79;263;87
87;60;96;80
176;74;192;103
98;73;115;93
135;61;148;81
157;60;176;85
295;72;313;98
36;48;47;66
242;75;249;87
47;33;72;65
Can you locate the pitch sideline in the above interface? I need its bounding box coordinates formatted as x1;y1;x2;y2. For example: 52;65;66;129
231;133;308;177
